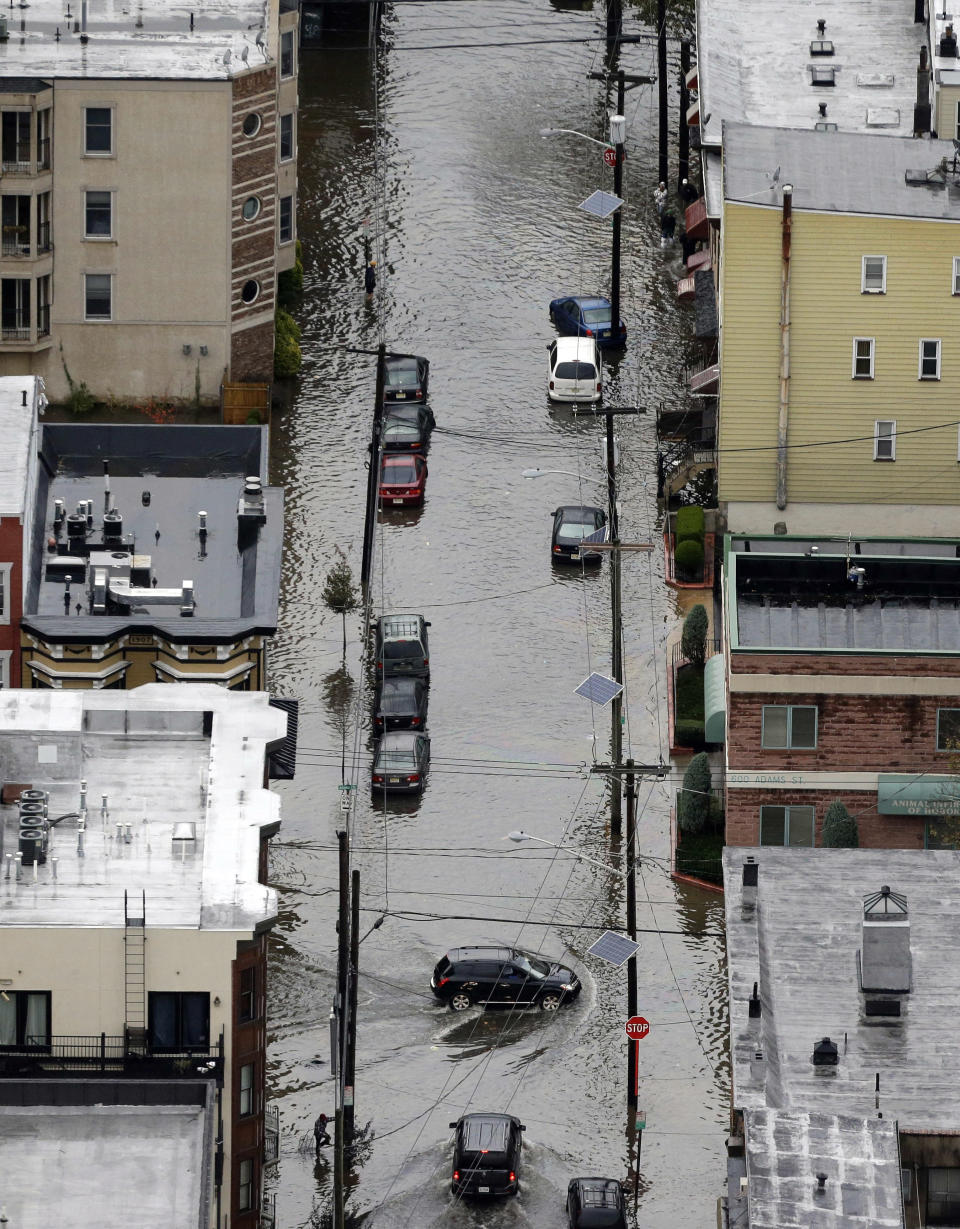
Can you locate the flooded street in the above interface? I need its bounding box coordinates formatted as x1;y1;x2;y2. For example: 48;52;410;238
265;3;727;1227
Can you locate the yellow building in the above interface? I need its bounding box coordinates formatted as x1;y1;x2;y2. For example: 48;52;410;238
718;123;960;536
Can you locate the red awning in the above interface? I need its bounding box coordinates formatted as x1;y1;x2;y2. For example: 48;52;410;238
685;196;708;240
689;363;719;395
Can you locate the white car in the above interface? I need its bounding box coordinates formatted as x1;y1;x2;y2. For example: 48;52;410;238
547;336;602;403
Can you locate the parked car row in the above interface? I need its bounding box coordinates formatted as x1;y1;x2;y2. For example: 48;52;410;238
379;354;435;507
370;607;432;794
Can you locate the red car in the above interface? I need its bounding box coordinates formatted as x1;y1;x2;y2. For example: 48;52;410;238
379;453;427;506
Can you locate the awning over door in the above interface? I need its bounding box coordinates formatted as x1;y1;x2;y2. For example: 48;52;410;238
704;652;726;744
877;774;960;816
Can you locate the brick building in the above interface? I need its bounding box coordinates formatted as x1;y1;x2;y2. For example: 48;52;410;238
715;534;960;849
0;0;298;404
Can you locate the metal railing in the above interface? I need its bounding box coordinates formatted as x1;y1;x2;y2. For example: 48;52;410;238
37;221;51;252
37;304;50;338
0;158;30;175
1;231;29;257
0;325;29;342
261;1191;277;1228
0;1033;224;1077
265;1102;281;1164
37;138;51;171
671;638;721;670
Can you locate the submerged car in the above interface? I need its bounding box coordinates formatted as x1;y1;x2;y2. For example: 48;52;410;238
373;678;428;732
450;1112;525;1198
547;336;602;403
566;1178;628;1229
431;945;581;1011
384;353;429;402
549;295;626;348
371;730;430;794
373;613;431;680
379;453;427;506
551;505;607;563
382;403;435;452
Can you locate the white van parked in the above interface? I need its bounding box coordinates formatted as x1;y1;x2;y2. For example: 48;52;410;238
547;336;602;403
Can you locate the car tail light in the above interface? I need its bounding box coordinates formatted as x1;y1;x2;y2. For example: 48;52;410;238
407;774;420;784
372;774;383;784
411;717;420;726
597;383;602;393
436;975;449;987
549;380;555;389
553;546;563;554
585;328;593;336
416;390;423;398
423;657;428;665
619;323;626;333
453;1171;460;1183
509;1172;516;1183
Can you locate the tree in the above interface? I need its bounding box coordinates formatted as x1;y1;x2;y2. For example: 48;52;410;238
681;603;709;668
322;547;359;657
678;752;711;833
821;800;859;848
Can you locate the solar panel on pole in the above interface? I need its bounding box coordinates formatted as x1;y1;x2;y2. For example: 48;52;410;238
574;672;623;706
587;930;640;966
578;190;625;219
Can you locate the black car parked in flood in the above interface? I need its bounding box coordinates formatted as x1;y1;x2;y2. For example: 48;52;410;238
566;1178;628;1229
551;505;607;564
382;403;435;452
450;1112;525;1198
431;945;580;1011
373;678;428;732
384;353;430;402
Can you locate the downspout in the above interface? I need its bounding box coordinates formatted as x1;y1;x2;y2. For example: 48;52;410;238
775;184;793;511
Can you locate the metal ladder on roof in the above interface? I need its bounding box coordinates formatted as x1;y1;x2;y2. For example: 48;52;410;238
124;889;147;1051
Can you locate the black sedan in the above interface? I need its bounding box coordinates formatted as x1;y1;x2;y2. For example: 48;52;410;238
371;730;430;794
384;353;429;402
549;295;627;349
373;678;428;732
382;403;435;452
551;505;607;564
566;1178;628;1229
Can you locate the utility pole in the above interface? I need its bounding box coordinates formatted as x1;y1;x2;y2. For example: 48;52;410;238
610;70;625;354
343;867;360;1144
606;0;622;49
657;0;669;184
360;343;386;593
333;829;350;1229
624;759;638;1110
678;41;690;191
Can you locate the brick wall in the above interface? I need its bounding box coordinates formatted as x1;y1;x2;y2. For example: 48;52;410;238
231;935;268;1228
0;515;24;686
726;787;926;849
232;320;275;383
732;651;960;677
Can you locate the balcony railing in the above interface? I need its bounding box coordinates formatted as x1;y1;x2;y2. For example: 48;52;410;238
37;221;51;253
0;1033;225;1078
37;304;50;338
0;324;29;342
1;229;30;257
0;147;31;174
37;138;51;171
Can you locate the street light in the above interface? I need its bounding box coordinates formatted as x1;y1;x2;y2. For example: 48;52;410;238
539;126;615;150
504;829;667;876
522;467;608;485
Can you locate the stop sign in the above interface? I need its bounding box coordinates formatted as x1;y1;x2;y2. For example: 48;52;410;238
603;148;618;168
625;1015;650;1040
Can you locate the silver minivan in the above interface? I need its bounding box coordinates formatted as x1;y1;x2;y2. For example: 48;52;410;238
547;336;602;403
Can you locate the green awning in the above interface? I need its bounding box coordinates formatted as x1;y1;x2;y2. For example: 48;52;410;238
877;774;960;817
704;652;726;744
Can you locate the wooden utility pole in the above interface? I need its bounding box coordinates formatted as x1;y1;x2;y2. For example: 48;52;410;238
606;0;622;48
343;868;360;1143
360;343;386;593
678;41;691;190
624;759;638;1108
334;830;350;1229
610;70;626;355
657;0;668;184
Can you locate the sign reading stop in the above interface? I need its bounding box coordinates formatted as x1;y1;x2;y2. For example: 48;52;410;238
625;1015;650;1041
603;148;618;168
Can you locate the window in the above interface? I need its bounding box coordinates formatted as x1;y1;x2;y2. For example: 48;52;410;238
238;1158;254;1212
84;190;112;238
953;257;960;295
37;191;51;253
36;108;51;171
84;106;112;155
147;991;210;1050
242;112;261;138
0;562;11;624
37;274;51;339
0;651;10;688
852;337;874;379
280;30;294;77
241;196;261;222
0;991;51;1048
239;966;257;1023
862;255;886;293
874;419;896;461
279;195;293;244
240;279;260;304
761;705;817;749
84;273;112;320
280;112;294;160
920;338;942;380
759;806;815;846
1;278;30;339
937;709;960;751
240;1062;255;1116
927;1167;960;1223
1;111;30;170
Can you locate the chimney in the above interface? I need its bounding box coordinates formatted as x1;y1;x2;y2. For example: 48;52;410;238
940;24;958;58
741;858;758;919
915;45;931;135
812;1036;839;1066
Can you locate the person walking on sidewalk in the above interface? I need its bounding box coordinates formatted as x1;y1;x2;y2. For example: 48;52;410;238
314;1112;331;1153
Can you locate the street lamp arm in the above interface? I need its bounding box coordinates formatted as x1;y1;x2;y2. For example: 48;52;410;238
539;127;614;150
522;468;606;486
505;830;670;877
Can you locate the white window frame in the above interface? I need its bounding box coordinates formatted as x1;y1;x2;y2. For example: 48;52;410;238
239;1062;255;1116
0;651;10;688
83;189;113;240
919;337;942;380
952;257;960;295
874;419;896;461
83;105;114;157
279;112;294;161
956;99;960;140
861;254;887;293
278;195;294;244
83;272;113;322
280;30;295;78
852;336;875;379
0;562;11;625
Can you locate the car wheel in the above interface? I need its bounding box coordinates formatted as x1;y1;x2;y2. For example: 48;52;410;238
449;991;474;1012
540;993;562;1011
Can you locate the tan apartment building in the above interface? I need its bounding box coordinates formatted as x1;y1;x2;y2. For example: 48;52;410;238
718;123;960;537
0;684;293;1228
0;0;299;405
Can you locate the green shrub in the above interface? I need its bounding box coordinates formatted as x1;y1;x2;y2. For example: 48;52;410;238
277;240;305;309
676;505;705;544
676;828;724;885
681;603;709;668
274;307;302;379
678;751;712;833
821;800;859;847
674;538;704;579
674;718;705;748
674;662;705;747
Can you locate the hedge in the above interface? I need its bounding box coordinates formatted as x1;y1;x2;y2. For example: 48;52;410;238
274;306;302;379
678;751;711;833
674;538;704;579
676;505;705;544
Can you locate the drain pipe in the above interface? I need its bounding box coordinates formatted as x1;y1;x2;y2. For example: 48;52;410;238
776;183;793;511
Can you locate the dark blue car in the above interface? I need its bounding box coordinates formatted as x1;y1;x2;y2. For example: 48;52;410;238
548;295;626;349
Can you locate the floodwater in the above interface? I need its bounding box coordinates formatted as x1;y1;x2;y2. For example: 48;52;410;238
265;3;727;1227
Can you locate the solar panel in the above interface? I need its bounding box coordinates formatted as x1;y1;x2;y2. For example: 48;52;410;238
578;190;624;219
574;672;623;706
587;930;639;967
580;526;608;546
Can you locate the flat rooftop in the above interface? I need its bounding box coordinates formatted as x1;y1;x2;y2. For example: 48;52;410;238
697;0;926;148
24;423;282;642
0;376;39;518
724;122;960;220
0;685;285;929
728;536;960;652
724;847;960;1129
0;0;273;81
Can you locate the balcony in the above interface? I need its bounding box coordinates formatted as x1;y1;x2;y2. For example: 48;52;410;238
0;1033;225;1079
37;137;50;172
0;324;29;342
2;228;30;258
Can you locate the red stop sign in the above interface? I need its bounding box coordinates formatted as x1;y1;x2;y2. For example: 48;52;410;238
625;1016;650;1040
603;148;618;168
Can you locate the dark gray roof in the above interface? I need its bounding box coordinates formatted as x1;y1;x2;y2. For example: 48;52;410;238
724;122;960;220
24;424;282;643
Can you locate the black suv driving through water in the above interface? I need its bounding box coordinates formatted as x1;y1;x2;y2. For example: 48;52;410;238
450;1112;525;1197
431;945;581;1012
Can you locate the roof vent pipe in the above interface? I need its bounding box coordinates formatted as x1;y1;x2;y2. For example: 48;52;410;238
812;1036;839;1066
103;460;110;511
816;18;825;34
80;0;88;42
748;981;762;1018
741;857;758;919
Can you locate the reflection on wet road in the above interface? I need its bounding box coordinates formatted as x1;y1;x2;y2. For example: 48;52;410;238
266;3;726;1227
